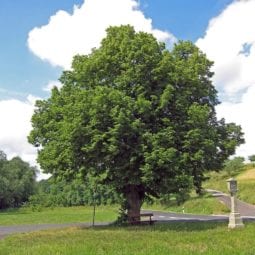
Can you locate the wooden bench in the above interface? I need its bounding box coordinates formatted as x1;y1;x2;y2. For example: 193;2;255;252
129;213;156;225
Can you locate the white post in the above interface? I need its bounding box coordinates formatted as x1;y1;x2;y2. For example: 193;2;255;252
227;178;244;229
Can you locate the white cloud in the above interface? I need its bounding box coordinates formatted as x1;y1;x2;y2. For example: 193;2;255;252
27;0;255;160
196;0;255;158
216;85;255;158
196;0;255;96
43;80;62;92
27;0;176;69
0;96;50;180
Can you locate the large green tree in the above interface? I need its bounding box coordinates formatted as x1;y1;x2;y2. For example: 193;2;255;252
28;25;244;221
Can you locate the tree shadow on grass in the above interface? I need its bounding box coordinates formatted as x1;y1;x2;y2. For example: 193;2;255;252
0;207;32;215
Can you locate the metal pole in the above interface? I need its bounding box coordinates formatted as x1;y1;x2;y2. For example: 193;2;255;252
92;199;96;227
92;185;97;227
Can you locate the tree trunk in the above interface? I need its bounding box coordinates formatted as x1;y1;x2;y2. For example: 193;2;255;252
124;184;145;223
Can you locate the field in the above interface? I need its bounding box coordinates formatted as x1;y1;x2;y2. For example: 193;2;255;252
0;198;235;255
1;170;253;254
0;194;229;227
1;222;255;254
0;206;118;226
4;167;255;254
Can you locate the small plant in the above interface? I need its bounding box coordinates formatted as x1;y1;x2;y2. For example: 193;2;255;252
30;204;43;212
113;201;128;225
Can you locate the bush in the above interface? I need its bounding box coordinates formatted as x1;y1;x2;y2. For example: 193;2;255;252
223;157;245;177
28;178;121;208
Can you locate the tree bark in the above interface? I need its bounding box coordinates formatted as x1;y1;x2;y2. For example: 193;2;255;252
124;184;145;223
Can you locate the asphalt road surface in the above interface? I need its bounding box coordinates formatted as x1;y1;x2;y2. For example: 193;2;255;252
206;189;255;217
0;222;105;240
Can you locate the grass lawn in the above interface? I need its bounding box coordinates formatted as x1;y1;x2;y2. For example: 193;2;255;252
143;193;229;215
0;195;229;227
1;222;255;255
0;206;119;226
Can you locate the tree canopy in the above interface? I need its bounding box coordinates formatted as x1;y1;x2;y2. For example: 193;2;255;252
0;150;37;209
28;25;244;221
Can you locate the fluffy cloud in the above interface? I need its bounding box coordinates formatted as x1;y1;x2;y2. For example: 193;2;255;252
216;85;255;158
196;0;255;96
28;0;176;69
0;96;50;180
197;0;255;158
27;0;255;160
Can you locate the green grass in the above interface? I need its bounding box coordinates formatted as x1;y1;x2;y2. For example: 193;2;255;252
237;180;255;204
0;196;228;227
204;166;255;205
144;193;229;215
0;206;118;226
0;193;229;227
1;222;255;254
203;171;229;193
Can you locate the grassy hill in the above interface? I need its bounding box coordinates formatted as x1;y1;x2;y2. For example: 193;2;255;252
203;165;255;205
144;192;229;215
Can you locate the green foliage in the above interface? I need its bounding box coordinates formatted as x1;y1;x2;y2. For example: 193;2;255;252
28;25;244;218
0;150;37;209
144;193;229;215
223;156;245;177
28;177;121;208
203;171;229;194
248;154;255;162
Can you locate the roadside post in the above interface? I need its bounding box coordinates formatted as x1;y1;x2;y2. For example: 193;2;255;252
92;186;97;227
227;178;244;229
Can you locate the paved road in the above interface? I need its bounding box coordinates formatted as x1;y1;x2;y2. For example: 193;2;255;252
0;222;108;240
142;210;229;222
206;189;255;217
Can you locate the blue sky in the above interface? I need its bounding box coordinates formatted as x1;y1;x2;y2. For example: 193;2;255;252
140;0;233;41
0;0;232;99
0;0;82;99
0;0;254;177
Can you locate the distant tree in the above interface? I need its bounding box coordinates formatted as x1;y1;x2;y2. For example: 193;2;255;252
28;25;244;222
223;157;245;176
0;151;37;209
0;150;7;161
248;155;255;162
29;177;120;208
0;150;7;168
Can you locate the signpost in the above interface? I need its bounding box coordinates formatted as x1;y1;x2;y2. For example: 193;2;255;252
227;178;244;229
